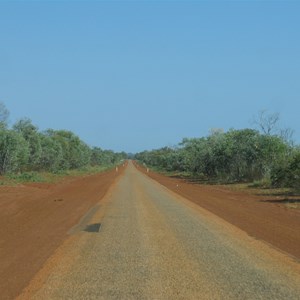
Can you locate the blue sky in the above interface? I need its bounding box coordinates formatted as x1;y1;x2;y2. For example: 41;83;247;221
0;1;299;152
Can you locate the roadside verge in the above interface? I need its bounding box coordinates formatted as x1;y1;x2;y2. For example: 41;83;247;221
0;164;126;300
134;162;300;260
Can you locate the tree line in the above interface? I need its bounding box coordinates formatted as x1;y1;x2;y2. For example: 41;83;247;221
0;102;127;175
135;114;299;189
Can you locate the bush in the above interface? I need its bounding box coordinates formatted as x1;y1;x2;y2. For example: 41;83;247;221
250;178;272;188
0;129;29;174
7;171;45;182
271;152;300;188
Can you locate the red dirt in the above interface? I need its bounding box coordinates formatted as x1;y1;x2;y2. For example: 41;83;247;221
0;166;125;300
135;163;300;260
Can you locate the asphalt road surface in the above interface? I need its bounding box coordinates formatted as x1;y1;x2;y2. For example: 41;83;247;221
24;162;300;299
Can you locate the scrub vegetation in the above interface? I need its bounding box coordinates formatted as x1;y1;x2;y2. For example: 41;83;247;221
136;112;299;190
0;102;127;180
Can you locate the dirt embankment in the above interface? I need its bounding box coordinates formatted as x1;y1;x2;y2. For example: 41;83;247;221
135;163;300;260
0;165;125;300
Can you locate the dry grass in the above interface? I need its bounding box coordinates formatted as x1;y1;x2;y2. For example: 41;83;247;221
219;183;300;211
285;202;300;210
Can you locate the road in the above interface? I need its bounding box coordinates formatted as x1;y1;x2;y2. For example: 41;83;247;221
21;162;300;299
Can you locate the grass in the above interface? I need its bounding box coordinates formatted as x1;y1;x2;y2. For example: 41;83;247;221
248;178;272;189
1;164;116;185
7;172;46;183
208;182;300;210
285;202;300;210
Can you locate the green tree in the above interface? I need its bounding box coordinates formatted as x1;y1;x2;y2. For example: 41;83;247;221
0;129;29;174
136;128;293;184
48;130;91;169
0;102;9;129
39;133;64;172
271;150;300;188
13;118;42;170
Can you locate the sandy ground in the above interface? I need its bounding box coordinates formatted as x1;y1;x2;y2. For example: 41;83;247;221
135;163;300;260
2;160;300;299
19;162;300;299
0;165;125;300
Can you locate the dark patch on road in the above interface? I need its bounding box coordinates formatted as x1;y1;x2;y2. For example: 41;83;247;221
84;223;101;233
68;204;100;235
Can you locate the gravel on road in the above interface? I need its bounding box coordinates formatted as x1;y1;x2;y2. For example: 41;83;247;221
22;162;300;299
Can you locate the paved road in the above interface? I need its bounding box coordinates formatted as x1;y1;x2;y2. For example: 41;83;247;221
28;162;300;299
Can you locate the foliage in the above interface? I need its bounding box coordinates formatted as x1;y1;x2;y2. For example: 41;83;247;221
0;129;29;174
39;133;64;172
90;147;126;166
13;118;42;170
271;150;300;188
0;102;127;178
7;171;45;183
46;130;92;170
136;128;297;188
0;102;9;129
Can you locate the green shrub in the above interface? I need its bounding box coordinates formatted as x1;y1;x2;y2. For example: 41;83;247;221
271;152;300;188
7;172;45;182
250;178;272;188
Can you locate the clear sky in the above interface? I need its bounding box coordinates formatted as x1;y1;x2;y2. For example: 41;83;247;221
0;1;299;153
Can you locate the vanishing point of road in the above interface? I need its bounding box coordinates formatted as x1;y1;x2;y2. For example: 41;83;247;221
22;162;300;299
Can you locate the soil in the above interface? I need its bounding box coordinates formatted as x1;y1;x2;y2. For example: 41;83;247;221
18;162;300;299
0;165;125;300
2;161;300;299
135;163;300;260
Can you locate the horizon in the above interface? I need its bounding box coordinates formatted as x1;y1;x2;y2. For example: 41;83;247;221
1;1;299;152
